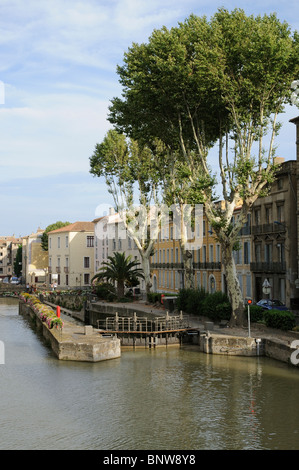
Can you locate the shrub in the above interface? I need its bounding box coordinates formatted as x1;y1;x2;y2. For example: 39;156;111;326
202;291;230;320
185;288;206;316
147;292;161;303
215;302;232;321
247;305;264;323
176;288;232;320
176;288;205;314
263;309;296;331
95;283;116;300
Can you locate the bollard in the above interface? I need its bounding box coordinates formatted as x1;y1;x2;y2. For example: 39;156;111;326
56;305;61;318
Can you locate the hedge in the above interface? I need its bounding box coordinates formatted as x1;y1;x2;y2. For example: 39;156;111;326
176;288;231;321
263;309;296;331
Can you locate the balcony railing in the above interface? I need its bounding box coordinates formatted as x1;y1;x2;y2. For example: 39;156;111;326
252;223;286;235
250;262;286;273
150;261;221;270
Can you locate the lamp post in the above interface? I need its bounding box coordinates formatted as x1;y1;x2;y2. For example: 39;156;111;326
247;299;252;337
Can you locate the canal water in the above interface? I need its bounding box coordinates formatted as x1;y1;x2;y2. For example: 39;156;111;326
1;298;299;450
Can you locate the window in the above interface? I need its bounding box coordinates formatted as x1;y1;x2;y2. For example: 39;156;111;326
202;272;207;290
254;208;261;225
65;236;68;248
84;257;90;268
84;273;90;285
276;204;284;223
244;242;250;264
265;244;273;263
49;237;52;249
277;178;283;190
58;237;60;249
216;245;221;263
87;236;94;247
255;244;261;262
265;205;272;224
209;245;214;262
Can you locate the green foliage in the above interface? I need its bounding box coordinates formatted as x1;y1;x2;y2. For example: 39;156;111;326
106;8;299;326
147;292;162;304
263;309;296;331
247;305;264;323
92;252;144;299
13;245;22;277
94;283;116;300
41;221;71;251
176;288;231;320
202;291;231;320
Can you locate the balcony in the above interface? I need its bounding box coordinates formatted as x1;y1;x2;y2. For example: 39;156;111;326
150;262;221;270
193;262;221;270
250;262;286;273
64;267;69;273
56;267;61;274
252;223;286;235
48;266;52;273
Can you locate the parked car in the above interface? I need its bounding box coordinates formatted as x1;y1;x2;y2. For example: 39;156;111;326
256;299;288;310
10;277;21;284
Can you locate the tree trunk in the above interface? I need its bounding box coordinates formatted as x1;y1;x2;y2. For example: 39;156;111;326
141;254;152;299
222;242;246;327
117;281;125;299
178;203;194;289
181;243;194;289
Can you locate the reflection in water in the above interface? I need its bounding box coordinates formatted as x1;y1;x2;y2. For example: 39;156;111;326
1;298;299;450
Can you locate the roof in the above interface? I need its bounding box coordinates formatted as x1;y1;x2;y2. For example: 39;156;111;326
48;222;94;234
289;116;299;124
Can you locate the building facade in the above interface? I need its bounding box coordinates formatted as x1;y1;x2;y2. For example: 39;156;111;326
22;229;48;286
48;222;95;289
0;236;22;281
93;209;146;293
150;210;223;295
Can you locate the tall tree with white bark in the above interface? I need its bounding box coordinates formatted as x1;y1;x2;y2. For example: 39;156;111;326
90;129;163;298
108;8;299;325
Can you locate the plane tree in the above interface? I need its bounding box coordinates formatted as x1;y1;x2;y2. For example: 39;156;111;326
90;129;163;298
108;8;299;326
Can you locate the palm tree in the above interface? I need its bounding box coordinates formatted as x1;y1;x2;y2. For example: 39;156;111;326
92;252;144;299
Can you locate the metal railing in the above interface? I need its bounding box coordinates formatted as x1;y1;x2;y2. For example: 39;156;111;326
97;312;190;332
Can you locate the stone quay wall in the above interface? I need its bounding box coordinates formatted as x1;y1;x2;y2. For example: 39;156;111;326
19;301;121;362
197;331;299;367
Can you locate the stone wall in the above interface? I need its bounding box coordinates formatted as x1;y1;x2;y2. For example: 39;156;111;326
19;301;121;362
200;333;261;356
198;332;299;367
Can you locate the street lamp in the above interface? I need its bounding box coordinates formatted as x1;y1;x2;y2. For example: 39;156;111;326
247;299;252;337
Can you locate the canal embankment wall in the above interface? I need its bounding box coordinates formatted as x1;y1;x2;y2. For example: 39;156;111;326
194;331;299;367
19;301;121;362
18;295;299;366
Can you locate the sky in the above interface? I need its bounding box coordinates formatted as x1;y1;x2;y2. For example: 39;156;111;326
1;0;299;237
